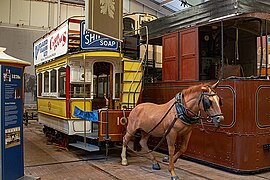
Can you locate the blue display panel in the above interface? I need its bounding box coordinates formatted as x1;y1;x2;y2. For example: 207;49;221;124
1;65;24;180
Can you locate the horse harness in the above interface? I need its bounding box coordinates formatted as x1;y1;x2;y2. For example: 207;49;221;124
147;89;223;135
175;92;201;125
175;90;223;125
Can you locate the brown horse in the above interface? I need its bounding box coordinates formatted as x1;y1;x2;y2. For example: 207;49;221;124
121;82;224;180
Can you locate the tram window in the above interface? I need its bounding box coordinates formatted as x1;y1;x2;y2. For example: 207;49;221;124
115;73;121;99
94;75;109;98
58;67;66;98
44;72;49;93
70;83;91;98
37;73;42;96
98;77;108;97
51;69;57;93
123;18;135;36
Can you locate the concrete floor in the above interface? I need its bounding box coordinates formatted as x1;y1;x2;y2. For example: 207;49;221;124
24;121;270;180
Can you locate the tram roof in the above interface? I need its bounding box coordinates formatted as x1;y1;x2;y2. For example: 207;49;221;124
142;0;270;40
0;47;31;67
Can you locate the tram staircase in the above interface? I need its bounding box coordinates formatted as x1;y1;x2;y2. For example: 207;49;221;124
121;58;145;110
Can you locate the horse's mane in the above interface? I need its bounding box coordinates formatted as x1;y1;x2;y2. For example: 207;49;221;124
182;83;210;95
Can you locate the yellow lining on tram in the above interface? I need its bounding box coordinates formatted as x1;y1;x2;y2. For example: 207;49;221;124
69;51;125;58
36;58;67;73
38;110;86;120
35;51;129;73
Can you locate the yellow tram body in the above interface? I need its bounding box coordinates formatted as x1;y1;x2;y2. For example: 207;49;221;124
34;14;158;146
36;50;127;136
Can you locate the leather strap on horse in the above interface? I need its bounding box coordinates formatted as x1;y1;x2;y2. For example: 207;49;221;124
175;92;201;125
146;101;176;134
126;115;178;155
151;116;178;152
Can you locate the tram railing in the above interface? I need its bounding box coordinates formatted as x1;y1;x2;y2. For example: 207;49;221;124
125;26;149;109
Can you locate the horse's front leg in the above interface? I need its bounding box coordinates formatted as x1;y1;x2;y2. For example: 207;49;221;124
173;130;192;163
166;133;179;180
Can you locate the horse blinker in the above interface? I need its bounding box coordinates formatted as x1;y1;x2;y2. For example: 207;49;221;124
202;96;212;110
219;97;223;106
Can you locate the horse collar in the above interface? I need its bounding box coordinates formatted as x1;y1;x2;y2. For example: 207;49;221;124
175;92;200;125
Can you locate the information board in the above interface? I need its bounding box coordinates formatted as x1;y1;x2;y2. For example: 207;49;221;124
0;65;24;180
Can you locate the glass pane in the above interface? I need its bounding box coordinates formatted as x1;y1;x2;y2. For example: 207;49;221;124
38;73;42;96
70;83;91;98
44;72;49;92
58;67;66;98
123;17;135;35
97;76;108;98
115;73;121;98
51;69;56;92
98;79;104;97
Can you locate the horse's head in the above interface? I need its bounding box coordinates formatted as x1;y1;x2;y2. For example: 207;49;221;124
200;81;224;127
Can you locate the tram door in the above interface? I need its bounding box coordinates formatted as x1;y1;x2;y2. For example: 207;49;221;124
92;62;113;109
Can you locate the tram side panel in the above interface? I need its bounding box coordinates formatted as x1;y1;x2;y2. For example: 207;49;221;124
98;110;130;142
38;98;92;135
256;83;270;169
232;80;270;172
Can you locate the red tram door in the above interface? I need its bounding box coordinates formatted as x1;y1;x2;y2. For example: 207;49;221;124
162;28;199;81
180;28;199;80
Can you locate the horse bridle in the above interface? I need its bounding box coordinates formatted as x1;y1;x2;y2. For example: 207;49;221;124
175;87;223;125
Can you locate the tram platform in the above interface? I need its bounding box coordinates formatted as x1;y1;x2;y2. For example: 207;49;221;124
24;121;270;180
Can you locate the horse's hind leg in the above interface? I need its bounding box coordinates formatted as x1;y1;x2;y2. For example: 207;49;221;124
121;127;136;166
139;132;160;170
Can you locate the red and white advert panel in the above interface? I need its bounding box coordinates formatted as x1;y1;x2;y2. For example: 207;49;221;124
33;23;68;66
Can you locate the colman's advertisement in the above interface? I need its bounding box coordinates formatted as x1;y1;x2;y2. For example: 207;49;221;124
33;23;68;66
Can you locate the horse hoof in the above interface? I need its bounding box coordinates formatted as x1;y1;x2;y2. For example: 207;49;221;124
162;155;169;163
152;163;161;170
171;176;180;180
121;159;128;166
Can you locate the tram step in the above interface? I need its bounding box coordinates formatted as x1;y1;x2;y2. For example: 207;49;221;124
122;91;141;94
123;69;142;72
69;141;100;152
76;131;99;140
122;81;141;84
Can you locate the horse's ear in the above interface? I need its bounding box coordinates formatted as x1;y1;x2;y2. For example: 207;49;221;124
201;86;208;92
211;81;219;89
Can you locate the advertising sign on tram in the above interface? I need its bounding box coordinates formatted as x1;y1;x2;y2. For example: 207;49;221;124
80;21;118;50
33;23;68;66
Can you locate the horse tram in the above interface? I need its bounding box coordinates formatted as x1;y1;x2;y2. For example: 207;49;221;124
33;14;156;151
133;0;270;175
33;0;270;178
